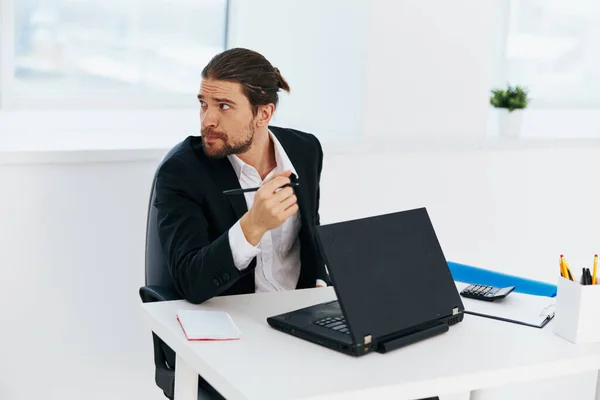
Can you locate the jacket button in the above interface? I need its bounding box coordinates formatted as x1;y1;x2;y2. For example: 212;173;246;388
213;278;220;287
223;273;230;281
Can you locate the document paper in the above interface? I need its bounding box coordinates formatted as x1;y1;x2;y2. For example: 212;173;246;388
455;282;555;328
176;309;242;340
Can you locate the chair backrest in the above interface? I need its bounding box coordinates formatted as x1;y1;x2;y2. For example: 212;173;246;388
144;142;184;291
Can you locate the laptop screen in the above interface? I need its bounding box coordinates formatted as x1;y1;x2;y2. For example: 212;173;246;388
314;207;463;345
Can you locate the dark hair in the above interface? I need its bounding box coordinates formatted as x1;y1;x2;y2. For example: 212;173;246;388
201;48;290;115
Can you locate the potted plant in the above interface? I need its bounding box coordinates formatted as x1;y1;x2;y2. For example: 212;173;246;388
490;85;529;138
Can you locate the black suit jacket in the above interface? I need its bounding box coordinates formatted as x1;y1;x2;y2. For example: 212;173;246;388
154;126;329;304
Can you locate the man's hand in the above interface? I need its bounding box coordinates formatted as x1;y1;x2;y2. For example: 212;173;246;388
240;170;298;246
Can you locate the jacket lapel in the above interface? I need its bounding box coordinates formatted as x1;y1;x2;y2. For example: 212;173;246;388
292;166;312;230
274;129;319;289
273;130;312;230
205;156;248;221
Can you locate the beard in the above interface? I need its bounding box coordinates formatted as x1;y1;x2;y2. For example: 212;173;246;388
201;121;254;159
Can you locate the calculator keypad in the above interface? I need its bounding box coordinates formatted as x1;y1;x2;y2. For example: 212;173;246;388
463;284;497;297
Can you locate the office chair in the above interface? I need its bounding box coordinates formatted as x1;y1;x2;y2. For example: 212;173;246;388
139;142;220;400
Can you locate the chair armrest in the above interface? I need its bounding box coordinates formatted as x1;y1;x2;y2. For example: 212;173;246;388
139;285;182;303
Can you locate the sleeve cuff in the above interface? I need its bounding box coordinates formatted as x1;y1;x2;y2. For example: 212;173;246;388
228;220;261;271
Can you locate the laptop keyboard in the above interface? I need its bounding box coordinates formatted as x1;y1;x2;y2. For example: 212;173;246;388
313;316;350;334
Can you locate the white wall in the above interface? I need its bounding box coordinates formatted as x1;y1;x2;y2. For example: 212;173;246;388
1;146;600;400
228;0;505;142
364;0;505;140
227;0;369;141
0;160;162;400
321;145;600;286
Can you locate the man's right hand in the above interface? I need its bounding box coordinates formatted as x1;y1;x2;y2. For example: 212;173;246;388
240;170;298;246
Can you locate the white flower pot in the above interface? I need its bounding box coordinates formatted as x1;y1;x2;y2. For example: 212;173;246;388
498;109;524;138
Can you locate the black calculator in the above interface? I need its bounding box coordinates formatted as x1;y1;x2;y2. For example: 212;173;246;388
460;284;515;302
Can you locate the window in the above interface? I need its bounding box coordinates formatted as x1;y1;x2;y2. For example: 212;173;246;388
1;0;228;108
504;0;600;108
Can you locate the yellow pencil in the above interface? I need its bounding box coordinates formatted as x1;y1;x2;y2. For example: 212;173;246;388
560;255;567;278
561;255;575;281
593;254;598;285
564;259;574;281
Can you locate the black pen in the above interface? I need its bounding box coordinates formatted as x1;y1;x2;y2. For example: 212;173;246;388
223;182;299;196
582;268;592;285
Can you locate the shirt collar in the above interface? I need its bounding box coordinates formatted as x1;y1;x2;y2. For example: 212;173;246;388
270;130;299;179
227;151;246;179
227;130;299;180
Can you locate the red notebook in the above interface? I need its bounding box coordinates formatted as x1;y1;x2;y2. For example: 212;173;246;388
176;309;242;341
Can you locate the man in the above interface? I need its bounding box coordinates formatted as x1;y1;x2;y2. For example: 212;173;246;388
154;48;438;400
155;47;329;308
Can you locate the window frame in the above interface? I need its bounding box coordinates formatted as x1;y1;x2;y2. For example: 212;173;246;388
0;0;230;110
501;0;600;109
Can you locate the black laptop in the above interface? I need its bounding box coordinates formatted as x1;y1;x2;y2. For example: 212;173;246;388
267;207;465;356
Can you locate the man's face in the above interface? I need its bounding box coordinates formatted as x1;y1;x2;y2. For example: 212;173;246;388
198;78;256;158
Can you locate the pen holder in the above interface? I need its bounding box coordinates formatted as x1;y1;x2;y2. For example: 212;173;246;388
553;276;600;343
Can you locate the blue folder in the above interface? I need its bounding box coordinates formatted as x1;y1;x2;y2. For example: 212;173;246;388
448;261;557;298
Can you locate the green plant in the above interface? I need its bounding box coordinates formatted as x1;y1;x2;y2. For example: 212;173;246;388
490;85;529;112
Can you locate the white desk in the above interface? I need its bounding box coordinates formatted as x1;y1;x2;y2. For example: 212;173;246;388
140;287;600;400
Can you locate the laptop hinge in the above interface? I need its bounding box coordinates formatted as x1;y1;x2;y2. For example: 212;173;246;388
375;322;449;354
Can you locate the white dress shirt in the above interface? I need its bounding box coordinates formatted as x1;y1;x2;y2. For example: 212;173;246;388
227;131;326;292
